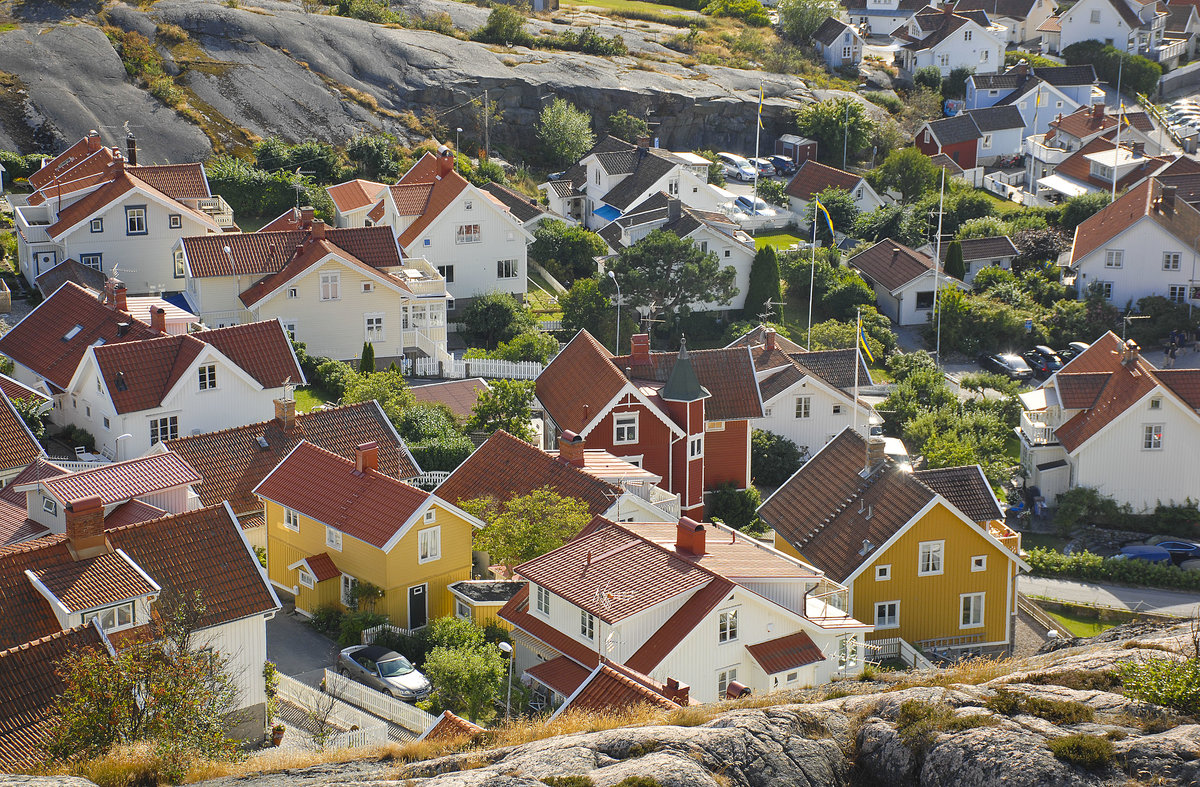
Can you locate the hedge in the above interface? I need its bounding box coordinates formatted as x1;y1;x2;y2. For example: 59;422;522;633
1026;546;1200;592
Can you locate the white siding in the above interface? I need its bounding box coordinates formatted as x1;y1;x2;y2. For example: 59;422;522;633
1073;218;1194;306
194;613;271;710
755;379;871;452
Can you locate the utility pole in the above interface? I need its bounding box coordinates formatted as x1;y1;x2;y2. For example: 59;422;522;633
484;89;491;160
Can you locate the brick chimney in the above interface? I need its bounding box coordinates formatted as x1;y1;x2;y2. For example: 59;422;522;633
311;219;326;240
675;517;706;556
1092;103;1104;121
867;436;887;468
105;278;127;312
113;152;124;174
631;333;650;364
86;130;101;153
667;198;681;224
1131;142;1145;157
438;150;454;178
557;430;586;467
1011;61;1030;76
126;133;138;166
764;328;776;351
300;207;315;227
65;495;109;560
355;441;379;473
664;677;690;705
151;307;167;334
275;397;296;430
1162;184;1177;210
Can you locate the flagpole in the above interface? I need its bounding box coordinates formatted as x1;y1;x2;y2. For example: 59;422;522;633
854;308;861;437
807;202;818;350
753;79;763;219
1113;59;1123;203
933;167;946;366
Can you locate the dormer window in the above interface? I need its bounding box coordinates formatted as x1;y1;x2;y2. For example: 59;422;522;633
83;602;134;632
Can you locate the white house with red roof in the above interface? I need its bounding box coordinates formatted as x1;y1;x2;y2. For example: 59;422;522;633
61;319;303;459
500;515;870;706
358;150;532;308
536;331;763;519
326;178;388;228
13;132;234;295
1017;332;1200;510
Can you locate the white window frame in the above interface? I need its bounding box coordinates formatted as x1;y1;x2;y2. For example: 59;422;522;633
971;555;987;572
298;569;315;589
169;213;182;229
1143;423;1163;450
874;600;899;629
173;248;185;278
198;364;217;391
536;585;551;616
613;412;638;444
340;574;357;607
1095;280;1114;300
919;540;944;576
83;602;134;632
1150;398;1162;410
287;287;299;299
1163;252;1181;271
1090;8;1101;22
456;598;471;619
326;525;343;552
497;259;519;279
365;313;385;342
1104;249;1123;268
456;223;481;244
718;666;738;697
80;253;102;271
424;509;436;524
688;434;704;460
320;271;341;301
418;526;441;564
718;608;738;643
284;508;300;532
1168;285;1187;303
580;609;595;641
960;592;985;628
150;415;178;444
90;218;103;233
706;420;725;432
795;395;811;419
43;496;57;515
838;634;858;669
875;564;891;581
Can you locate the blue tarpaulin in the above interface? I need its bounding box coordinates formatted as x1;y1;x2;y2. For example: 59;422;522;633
593;204;621;222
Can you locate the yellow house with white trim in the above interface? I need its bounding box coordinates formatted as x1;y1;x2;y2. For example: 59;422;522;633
256;439;483;628
758;429;1028;657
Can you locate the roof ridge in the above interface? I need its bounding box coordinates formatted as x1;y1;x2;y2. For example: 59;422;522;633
102;501;227;536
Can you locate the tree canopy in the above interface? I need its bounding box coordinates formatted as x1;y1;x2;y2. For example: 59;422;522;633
463;487;593;576
794;98;875;167
868;147;941;203
537;98;596;167
776;0;841;43
466;379;537;441
529;220;608;286
605;229;738;325
460;292;538;350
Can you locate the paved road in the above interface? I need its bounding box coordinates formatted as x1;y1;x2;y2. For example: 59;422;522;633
1021;576;1200;618
267;602;340;688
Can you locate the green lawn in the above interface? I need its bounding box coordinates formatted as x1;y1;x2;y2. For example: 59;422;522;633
294;386;332;413
560;0;699;15
1004;433;1021;462
977;190;1025;215
754;232;806;251
1045;609;1117;638
1022;532;1069;552
526;273;563;319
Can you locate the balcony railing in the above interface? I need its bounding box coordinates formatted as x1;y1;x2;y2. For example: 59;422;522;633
1020;411;1056;445
621;481;681;518
1141;37;1187;62
989;523;1021;556
14;205;53;244
193;196;236;228
1024;135;1072;165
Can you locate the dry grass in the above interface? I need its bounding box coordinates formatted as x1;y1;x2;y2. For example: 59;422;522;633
889;657;1014;690
184;744;386;782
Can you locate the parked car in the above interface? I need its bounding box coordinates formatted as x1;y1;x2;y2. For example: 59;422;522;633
1059;341;1090;361
717;152;756;182
1116;544;1173;564
336;645;432;702
767;154;796;175
749;157;776;177
1152;540;1200;562
884;436;912;473
734;194;778;216
978;352;1034;380
1022;345;1064;378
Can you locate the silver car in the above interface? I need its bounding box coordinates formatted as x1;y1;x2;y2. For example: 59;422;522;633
336;645;432;702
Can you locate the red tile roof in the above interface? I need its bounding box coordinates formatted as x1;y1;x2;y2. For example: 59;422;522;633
410;378;490;420
0;623;108;769
388;182;436;216
620;521;821;579
1055;371;1112;408
1049;106;1118;141
31;452;200;506
302;552;341;582
0;459;67;507
1071;178;1200;265
848;239;934;293
326;179;388;214
255;441;431;549
419;710;485;743
239;237;410;308
394;154;470;249
745;630;825;674
784;160;863;201
27;153;119;205
1155;369;1200;408
29;137;104;188
165;401;419;513
0;390;45;474
436;430;624;518
257;207;305;233
0;282;157;390
568;661;681;713
526;654;592;696
196;321;305;388
535;330;630;434
129;163;211;200
1054;139;1167;202
46;169;217;238
30;550;158;613
913;466;1003;522
103;499;167;529
181;224;402;279
611;345;763;421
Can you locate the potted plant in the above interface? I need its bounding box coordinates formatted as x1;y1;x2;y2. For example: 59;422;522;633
270;723;286;747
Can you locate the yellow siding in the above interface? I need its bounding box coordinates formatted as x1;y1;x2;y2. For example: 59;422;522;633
468;604;511;630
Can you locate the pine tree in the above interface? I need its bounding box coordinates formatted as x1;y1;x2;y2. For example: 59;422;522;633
743;245;782;323
944;240;966;281
359;342;376;374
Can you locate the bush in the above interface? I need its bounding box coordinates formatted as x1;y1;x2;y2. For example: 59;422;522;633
408;435;474;473
1025;546;1200;592
338;610;388;647
986;688;1095;724
543;778;595;787
1120;652;1200;717
314;359;357;400
60;425;97;452
1046;734;1115;770
863;92;903;114
1062;40;1161;97
707;481;764;533
374;626;433;667
460;292;538;350
703;0;770;25
895;701;995;754
309;604;345;638
913;66;942;92
1020;670;1122;692
751;429;804;487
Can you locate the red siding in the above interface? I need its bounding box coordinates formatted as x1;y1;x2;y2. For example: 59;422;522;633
916;127;977;170
588;398;672;486
915;128;940;157
704;420;750;490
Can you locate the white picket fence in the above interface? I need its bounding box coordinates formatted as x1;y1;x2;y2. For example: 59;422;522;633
360;622;418;645
276;673;388;749
413;357;544;380
322;669;435;737
409;471;451;489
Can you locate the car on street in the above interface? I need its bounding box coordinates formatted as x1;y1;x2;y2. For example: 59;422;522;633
717;152;756;182
749;157;776;177
336;645;432;702
1153;540;1200;562
1059;341;1090;361
1022;345;1064;378
978;352;1034;380
1116;545;1172;564
884;437;912;472
767;155;796;175
734;194;778;216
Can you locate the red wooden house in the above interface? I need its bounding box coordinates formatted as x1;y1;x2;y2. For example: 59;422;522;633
536;331;762;518
914;114;982;170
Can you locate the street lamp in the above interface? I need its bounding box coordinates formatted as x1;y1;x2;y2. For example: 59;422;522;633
455;128;462;171
608;269;621;354
115;433;132;462
498;641;514;719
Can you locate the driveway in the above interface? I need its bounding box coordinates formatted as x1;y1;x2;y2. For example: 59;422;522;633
1020;576;1200;618
267;600;340;688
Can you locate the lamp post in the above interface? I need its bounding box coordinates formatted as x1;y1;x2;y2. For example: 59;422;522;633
455;128;462;171
608;269;621;354
115;433;132;462
498;641;514;719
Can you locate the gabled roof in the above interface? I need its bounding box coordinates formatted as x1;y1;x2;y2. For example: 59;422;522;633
913;465;1003;522
182;224;403;279
535;330;631;435
939;235;1018;261
0;390;45;474
1035;64;1098;86
1053;138;1167;198
410;378;490;421
129;163;211;200
923;114;983;146
600;149;684;212
1049;106;1119;140
746;630;825;674
0;282;157;391
0;623;109;769
46;168;218;239
91;321;303;414
417;710;485;743
965;105;1025;132
28;452;200;506
326;179;388;214
791;349;873;391
481;181;552;224
896;8;988;51
0;503;278;652
1071;178;1200;264
29;135;111;190
387;182;436;216
103;499;167;530
557;660;683;715
611;344;763;421
848;239;935;293
625;575;735;673
954;0;1036;19
929;153;966;176
0;374;51;405
34;258;108;297
30;549;159;613
255;441;433;550
842;0;929;10
393;153;471;249
238;236;411;308
436;430;624;517
166;401;419;513
814;15;856;44
256;207;305;233
784;160;862;202
725;325;807;354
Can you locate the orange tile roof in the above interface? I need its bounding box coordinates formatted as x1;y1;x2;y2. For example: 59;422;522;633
745;630;824;674
165;401;419;513
0;390;45;474
182;224;402;278
103;499;167;529
32;452;200;505
30;550;158;613
29;137;111;189
436;430;624;518
128;163;211;200
1071;179;1200;264
0;459;67;507
420;710;485;743
1054;140;1167;203
27;155;118;205
239;237;410;308
0;623;108;769
394;153;470;249
569;661;681;713
254;441;431;549
367;200;386;223
388;182;436;216
526;654;591;696
0;282;157;390
535;331;629;434
498;584;599;668
302;552;341;582
1155;369;1200;408
1049;106;1118;140
410;378;489;420
196;320;305;388
326;179;388;214
784;160;863;202
257;207;305;233
622;521;821;579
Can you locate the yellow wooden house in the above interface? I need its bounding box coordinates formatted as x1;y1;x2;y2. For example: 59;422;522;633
256;440;483;627
758;429;1028;657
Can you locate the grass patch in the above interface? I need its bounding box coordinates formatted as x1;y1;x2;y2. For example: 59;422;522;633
561;0;699;15
1046;609;1117;639
294;386;333;412
984;688;1095;724
890;656;1013;690
1019;670;1122;692
975;190;1025;215
1046;734;1115;770
753;232;805;251
895;701;997;753
1020;533;1069;552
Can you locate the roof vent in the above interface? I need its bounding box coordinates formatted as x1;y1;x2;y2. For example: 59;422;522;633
858;539;875;556
256;435;269;450
116;322;131;338
115;372;127;392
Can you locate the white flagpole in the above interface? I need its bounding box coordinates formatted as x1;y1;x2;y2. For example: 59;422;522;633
934;167;946;366
807;206;818;350
1113;58;1123;203
854;308;861;437
753;78;762;218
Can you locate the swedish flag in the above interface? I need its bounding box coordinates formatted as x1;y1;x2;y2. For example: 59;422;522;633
857;315;875;364
814;197;835;238
757;84;764;130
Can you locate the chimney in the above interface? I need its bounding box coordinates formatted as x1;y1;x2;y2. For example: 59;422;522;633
1162;185;1177;210
1123;339;1140;365
667;198;681;224
1131;142;1145;157
675;517;706;556
105;278;127;312
1092;103;1104;121
311;219;326;240
636;135;651;148
867;436;886;468
943;2;953;13
764;328;776;352
631;333;651;364
892;247;900;261
126;133;138;166
664;677;691;705
557;430;586;467
86;130;101;153
113;152;124;174
116;322;130;338
355;441;379;473
275;397;297;430
438;150;455;178
300;207;315;228
151;307;167;334
1012;61;1030;76
65;495;109;560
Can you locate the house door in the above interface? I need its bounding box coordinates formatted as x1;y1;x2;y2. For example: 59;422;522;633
408;584;427;629
35;251;57;275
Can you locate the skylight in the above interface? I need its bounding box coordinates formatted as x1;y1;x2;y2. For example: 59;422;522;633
63;325;83;341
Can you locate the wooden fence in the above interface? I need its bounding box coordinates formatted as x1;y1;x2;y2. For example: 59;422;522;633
276;673;388;749
322;669;435;737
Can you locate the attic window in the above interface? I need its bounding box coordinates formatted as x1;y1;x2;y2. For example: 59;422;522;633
63;325;83;341
115;372;128;392
464;200;473;211
1150;398;1162;410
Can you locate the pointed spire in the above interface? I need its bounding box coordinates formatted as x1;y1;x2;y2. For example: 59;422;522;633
660;336;710;403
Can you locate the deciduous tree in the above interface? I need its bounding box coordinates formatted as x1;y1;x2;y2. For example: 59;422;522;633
342;367;414;423
776;0;840;43
868;147;940;203
466;379;536;441
794;98;875;166
529;219;608;285
462;487;592;576
537;98;596;167
605;229;738;324
460;292;538;350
